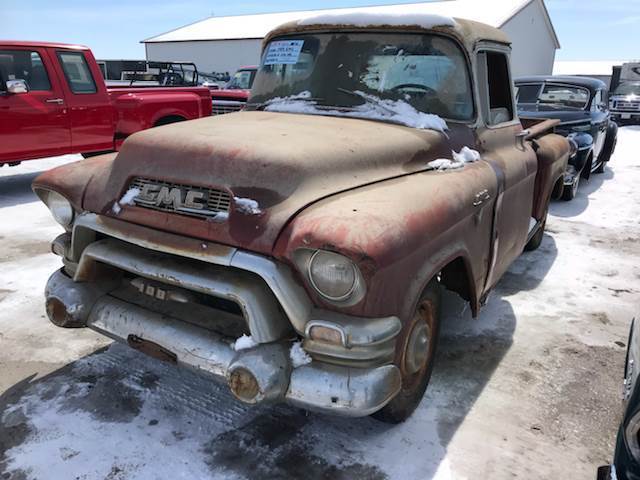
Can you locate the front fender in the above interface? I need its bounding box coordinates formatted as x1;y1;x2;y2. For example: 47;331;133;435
31;154;116;212
274;163;498;323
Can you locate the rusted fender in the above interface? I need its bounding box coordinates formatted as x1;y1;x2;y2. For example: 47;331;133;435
32;154;116;211
274;160;499;323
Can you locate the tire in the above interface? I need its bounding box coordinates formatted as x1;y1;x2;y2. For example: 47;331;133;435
154;116;186;127
561;175;579;202
525;213;547;252
372;280;441;424
81;150;113;159
595;126;618;174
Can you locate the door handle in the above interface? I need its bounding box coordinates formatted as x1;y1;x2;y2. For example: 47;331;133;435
473;189;491;206
45;98;64;105
516;129;530;149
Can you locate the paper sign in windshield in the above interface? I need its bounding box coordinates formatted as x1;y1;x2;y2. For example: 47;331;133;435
264;40;304;65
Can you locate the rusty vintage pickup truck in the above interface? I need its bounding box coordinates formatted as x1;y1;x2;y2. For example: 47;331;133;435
33;14;570;423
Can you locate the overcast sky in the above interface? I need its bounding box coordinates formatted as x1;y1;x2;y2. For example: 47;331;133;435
3;0;640;61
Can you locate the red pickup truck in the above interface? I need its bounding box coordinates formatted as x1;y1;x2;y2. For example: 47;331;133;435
211;66;256;115
0;41;212;166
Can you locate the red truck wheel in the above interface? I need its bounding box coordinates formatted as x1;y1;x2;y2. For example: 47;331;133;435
373;280;441;423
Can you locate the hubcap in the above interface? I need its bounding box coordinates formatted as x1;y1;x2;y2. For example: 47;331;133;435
405;321;431;375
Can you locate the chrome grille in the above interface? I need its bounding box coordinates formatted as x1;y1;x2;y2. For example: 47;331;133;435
129;177;231;219
211;99;246;115
614;100;640;111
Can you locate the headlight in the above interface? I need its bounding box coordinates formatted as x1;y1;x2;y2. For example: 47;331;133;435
42;190;74;228
308;250;357;300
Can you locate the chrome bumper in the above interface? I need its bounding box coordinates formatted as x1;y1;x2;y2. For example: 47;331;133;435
45;269;401;416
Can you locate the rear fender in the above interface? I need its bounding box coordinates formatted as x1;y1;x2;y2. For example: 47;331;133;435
530;133;570;220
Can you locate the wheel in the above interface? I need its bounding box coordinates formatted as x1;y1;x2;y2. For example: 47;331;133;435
372;280;441;424
561;175;579;202
593;159;606;174
525;214;547;252
81;150;113;159
595;126;618;174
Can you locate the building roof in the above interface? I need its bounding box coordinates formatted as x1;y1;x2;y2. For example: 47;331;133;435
143;0;558;48
515;75;607;92
553;60;626;77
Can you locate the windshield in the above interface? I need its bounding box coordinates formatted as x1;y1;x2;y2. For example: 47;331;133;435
614;82;640;96
515;83;590;110
226;69;256;90
249;33;474;122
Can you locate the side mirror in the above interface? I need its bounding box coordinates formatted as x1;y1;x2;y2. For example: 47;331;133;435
6;79;29;94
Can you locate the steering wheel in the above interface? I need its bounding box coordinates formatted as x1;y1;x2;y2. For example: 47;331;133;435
391;84;437;95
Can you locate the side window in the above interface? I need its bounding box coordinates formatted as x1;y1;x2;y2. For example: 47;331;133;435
0;50;51;91
478;50;514;126
591;90;606;112
57;51;97;94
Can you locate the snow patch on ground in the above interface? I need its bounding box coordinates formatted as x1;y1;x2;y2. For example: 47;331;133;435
265;90;448;132
111;187;141;215
234;197;262;215
428;146;481;171
298;12;455;29
289;341;312;368
232;334;258;351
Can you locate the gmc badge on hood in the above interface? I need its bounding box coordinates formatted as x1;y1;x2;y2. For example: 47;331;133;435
130;178;231;219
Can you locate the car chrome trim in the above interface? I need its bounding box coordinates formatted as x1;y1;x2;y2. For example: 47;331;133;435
69;292;400;416
75;238;291;343
71;213;311;332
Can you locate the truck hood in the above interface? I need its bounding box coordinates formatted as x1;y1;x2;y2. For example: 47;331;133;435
84;111;472;254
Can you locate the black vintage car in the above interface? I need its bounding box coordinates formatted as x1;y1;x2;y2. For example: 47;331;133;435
515;76;618;201
598;316;640;480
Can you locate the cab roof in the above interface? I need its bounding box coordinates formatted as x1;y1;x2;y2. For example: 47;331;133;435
264;14;510;52
0;40;89;51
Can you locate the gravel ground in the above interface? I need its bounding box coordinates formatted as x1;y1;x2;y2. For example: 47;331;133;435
1;129;639;479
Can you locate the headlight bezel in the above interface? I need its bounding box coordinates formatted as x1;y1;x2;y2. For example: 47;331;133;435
36;188;75;229
294;248;366;306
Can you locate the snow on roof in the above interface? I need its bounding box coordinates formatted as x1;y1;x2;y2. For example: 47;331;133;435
553;60;626;77
296;12;456;29
142;0;535;43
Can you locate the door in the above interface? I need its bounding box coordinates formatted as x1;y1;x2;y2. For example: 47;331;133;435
0;47;71;163
590;89;608;159
53;49;114;153
475;48;538;291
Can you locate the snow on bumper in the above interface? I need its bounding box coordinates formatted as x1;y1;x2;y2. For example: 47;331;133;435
44;269;401;416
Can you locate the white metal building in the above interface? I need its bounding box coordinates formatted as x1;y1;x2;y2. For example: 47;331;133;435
142;0;560;77
553;60;626;88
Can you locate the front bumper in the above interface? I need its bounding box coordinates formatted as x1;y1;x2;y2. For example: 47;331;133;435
43;213;403;416
611;111;640;120
46;269;400;416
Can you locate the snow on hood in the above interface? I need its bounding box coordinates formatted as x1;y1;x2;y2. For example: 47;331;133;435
264;91;448;132
428;147;480;171
297;12;456;29
111;187;140;215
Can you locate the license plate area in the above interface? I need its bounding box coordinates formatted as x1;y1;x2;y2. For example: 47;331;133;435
127;334;178;364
